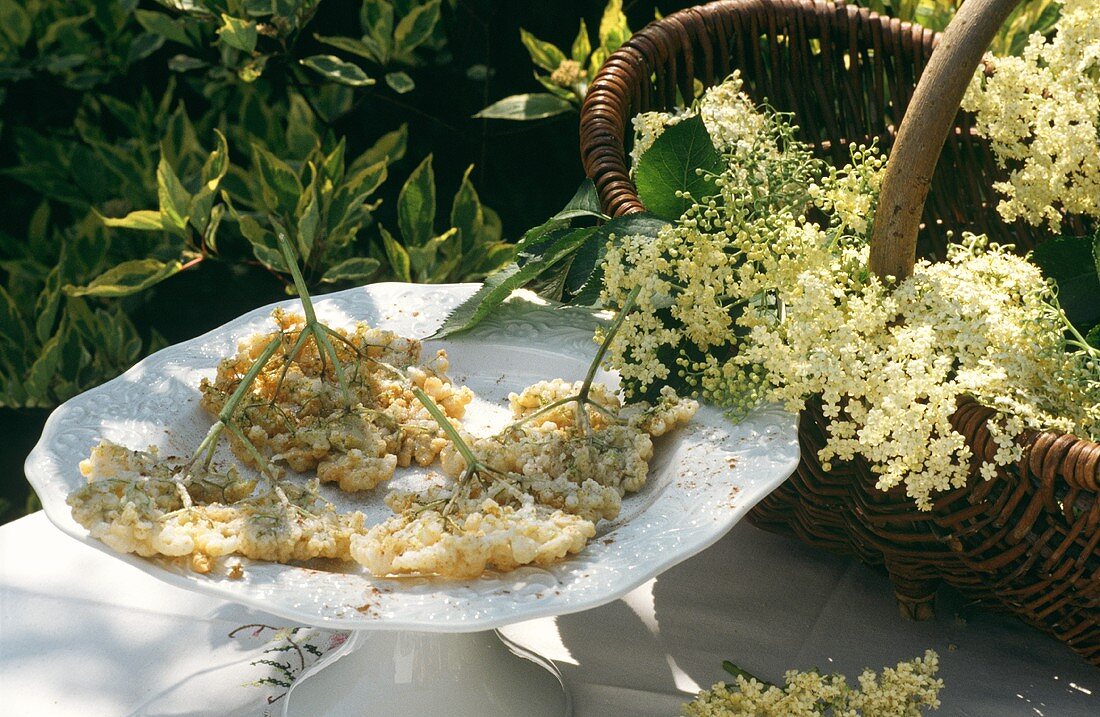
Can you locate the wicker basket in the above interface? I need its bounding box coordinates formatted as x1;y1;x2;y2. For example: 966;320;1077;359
579;0;1099;665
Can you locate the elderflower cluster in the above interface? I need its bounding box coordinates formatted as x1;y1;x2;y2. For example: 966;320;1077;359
607;74;1100;509
743;238;1100;508
199;310;472;493
684;651;943;717
629;72;770;168
961;0;1100;230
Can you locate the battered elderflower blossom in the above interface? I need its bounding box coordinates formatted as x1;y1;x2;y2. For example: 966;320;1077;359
962;0;1100;229
605;74;1100;509
684;651;943;717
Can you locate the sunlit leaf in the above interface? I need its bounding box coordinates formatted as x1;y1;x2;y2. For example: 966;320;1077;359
64;259;183;298
321;257;381;283
300;55;375;87
474;93;572;121
394;0;441;56
520;28;566;72
385;71;415;94
217;14;257;54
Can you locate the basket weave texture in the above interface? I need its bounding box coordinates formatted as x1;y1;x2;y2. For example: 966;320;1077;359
579;0;1099;665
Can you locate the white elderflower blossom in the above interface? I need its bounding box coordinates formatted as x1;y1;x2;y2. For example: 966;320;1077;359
610;73;1100;510
962;0;1100;229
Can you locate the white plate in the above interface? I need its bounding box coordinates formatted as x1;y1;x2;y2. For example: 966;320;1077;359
25;283;799;632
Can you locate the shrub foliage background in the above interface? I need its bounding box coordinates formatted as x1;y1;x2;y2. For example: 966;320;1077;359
0;0;1058;523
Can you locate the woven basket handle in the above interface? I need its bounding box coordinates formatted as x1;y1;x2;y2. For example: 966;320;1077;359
869;0;1024;281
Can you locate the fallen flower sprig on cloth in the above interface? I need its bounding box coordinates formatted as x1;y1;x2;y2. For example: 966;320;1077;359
684;651;943;717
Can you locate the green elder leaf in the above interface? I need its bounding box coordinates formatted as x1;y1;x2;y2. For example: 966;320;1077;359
1087;325;1100;349
398;155;435;247
385;71;415;94
321;257;381;283
99;210;164;231
65;259;183;298
634;114;721;221
474;93;572;121
431;228;597;339
300;56;375;87
394;0;441;56
217;15;257;54
1034;235;1100;335
520;28;566;72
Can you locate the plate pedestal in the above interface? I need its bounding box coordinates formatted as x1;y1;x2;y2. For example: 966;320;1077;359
285;629;571;717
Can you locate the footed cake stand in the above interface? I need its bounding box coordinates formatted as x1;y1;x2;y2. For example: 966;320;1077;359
25;283;800;716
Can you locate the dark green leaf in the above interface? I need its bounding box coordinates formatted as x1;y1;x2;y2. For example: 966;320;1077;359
356;124;407;170
321;257;381;283
157;151;191;232
300;56;375;87
0;0;31;48
451;165;486;254
252;144;302;215
297;179;320;262
556;178;603;221
217;15;257;54
1087;325;1100;349
394;0;441;56
431;228;596;339
385;71;415;94
26;333;62;405
634;114;722;221
314;34;384;64
474;93;572;121
381;226;412;282
398;155;435;246
134;9;189;45
360;0;394;62
1034;235;1100;334
35;266;62;344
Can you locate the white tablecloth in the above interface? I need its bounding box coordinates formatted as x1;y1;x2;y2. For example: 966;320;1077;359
1;511;1096;716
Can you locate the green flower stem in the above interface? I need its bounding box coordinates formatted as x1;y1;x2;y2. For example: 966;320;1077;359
218;335;285;424
226;420;278;480
276;232;317;325
413;387;479;468
270;329;311;404
579;284;640;404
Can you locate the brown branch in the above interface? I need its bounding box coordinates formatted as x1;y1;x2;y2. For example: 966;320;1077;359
869;0;1024;282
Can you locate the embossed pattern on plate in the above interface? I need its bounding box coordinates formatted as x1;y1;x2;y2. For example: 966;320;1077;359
25;283;799;631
